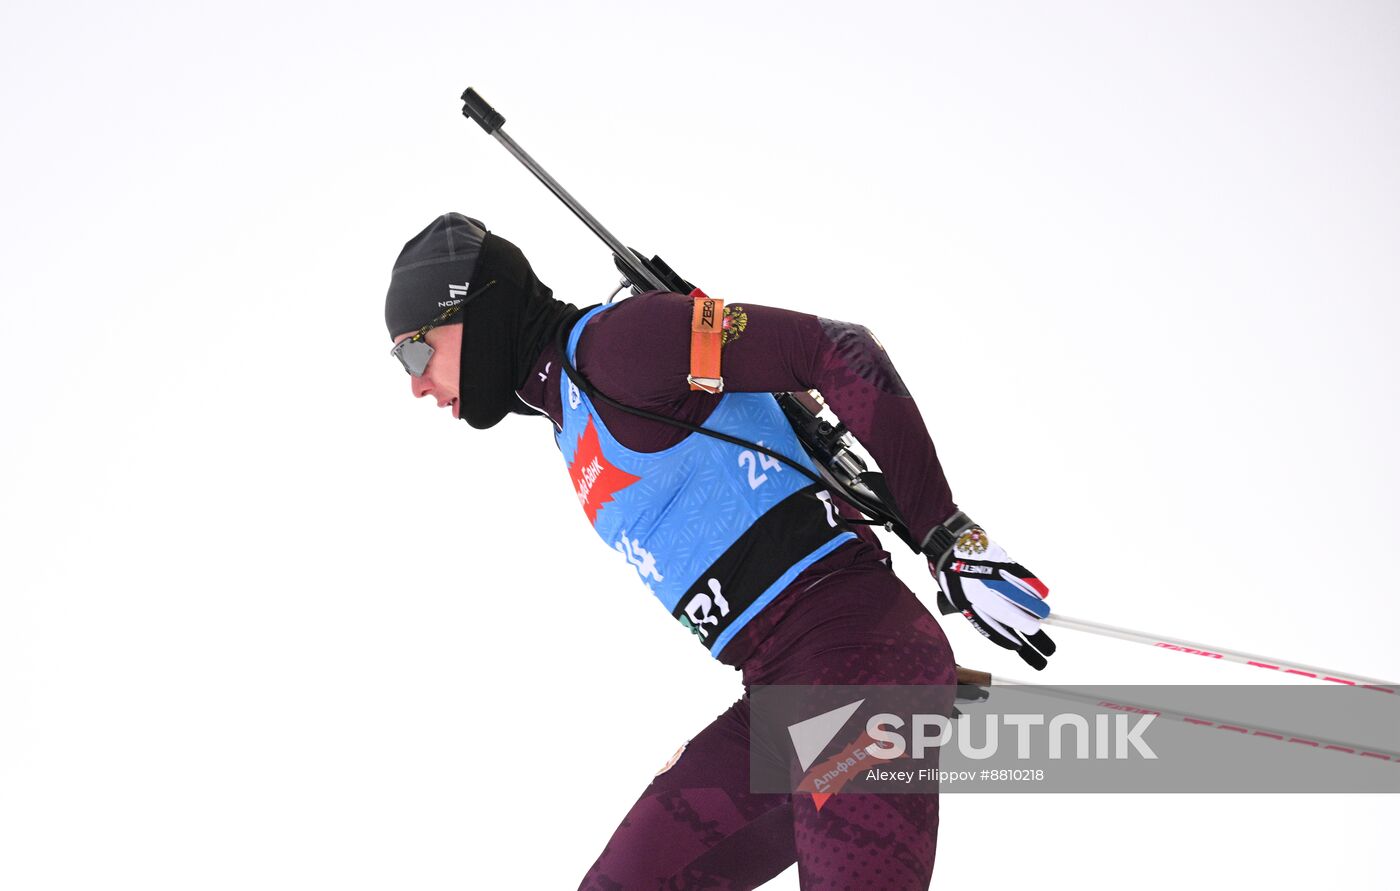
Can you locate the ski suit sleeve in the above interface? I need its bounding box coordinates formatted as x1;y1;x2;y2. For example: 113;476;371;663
582;292;959;546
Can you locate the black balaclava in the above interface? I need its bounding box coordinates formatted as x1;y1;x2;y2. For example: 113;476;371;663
385;212;576;429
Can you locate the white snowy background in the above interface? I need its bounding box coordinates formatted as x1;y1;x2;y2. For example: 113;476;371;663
2;0;1397;887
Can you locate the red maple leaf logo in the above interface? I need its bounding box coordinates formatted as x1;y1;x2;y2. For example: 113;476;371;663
568;416;641;525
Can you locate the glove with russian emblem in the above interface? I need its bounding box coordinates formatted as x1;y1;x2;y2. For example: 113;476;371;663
924;512;1056;670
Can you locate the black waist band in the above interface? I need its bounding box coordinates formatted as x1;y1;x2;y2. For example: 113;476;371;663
672;483;851;651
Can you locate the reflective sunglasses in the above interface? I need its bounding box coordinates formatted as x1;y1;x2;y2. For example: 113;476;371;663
389;279;496;376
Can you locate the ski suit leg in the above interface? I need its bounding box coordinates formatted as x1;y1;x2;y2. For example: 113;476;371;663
580;548;955;890
577;698;796;890
756;558;953;890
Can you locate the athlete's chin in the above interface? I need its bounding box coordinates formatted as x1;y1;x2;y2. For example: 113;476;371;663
451;398;460;419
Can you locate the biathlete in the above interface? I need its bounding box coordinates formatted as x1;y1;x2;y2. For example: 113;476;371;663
384;212;1055;890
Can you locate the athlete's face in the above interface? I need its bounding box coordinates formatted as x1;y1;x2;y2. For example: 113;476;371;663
393;324;463;419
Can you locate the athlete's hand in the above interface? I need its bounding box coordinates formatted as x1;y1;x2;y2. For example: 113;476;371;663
924;516;1056;670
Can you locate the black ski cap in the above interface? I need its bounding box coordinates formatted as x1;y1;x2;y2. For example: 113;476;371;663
385;213;488;340
384;212;577;430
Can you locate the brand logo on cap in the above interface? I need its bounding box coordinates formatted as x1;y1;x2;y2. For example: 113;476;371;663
439;281;470;309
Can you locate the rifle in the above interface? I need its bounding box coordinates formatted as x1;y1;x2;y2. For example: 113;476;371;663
460;87;919;552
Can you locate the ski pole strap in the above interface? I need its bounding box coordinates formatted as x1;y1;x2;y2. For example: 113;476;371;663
688;289;724;393
920;510;976;563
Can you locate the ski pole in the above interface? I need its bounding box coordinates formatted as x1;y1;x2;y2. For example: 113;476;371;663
989;672;1400;763
1044;613;1398;694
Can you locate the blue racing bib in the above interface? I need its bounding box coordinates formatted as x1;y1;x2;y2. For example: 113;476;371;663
555;303;855;657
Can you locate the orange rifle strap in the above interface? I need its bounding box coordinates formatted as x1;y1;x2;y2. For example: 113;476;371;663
688;289;724;393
